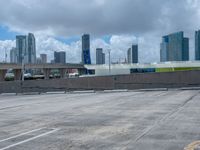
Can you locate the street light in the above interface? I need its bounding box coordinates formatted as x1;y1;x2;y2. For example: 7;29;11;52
4;48;7;63
108;49;111;75
21;55;25;81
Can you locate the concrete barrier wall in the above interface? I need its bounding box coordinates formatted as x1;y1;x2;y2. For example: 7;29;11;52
0;70;200;93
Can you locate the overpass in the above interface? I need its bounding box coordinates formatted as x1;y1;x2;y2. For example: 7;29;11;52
0;63;85;81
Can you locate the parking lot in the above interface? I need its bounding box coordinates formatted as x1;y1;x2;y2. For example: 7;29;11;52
0;89;200;150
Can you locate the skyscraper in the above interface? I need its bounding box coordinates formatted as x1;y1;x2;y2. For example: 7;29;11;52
40;54;47;63
127;45;138;64
160;31;189;62
16;35;27;64
82;34;91;64
27;33;36;64
16;33;36;64
54;51;66;64
195;30;200;60
96;48;105;65
102;53;105;64
10;47;17;63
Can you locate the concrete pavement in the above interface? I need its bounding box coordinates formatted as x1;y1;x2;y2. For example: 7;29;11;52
0;90;200;150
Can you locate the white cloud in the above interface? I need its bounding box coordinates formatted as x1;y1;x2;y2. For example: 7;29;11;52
0;40;15;62
0;0;200;63
0;34;160;64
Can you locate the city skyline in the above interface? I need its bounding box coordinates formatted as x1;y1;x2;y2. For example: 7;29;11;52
0;0;200;63
160;31;189;62
5;30;200;64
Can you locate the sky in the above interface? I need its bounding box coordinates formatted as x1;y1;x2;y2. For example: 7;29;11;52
0;0;200;63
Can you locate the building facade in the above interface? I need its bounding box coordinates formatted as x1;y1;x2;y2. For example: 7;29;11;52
160;31;189;62
96;48;105;65
16;35;27;63
82;34;91;64
27;33;36;64
195;30;200;60
40;54;47;63
127;45;138;64
15;33;36;64
54;51;66;64
10;47;17;63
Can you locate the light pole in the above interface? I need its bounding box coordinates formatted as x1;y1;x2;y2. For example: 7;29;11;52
4;48;7;63
108;49;111;75
21;55;25;82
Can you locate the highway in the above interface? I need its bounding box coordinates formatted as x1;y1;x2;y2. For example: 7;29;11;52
0;90;200;149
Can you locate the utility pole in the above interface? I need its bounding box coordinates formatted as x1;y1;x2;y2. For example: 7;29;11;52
108;49;111;75
5;48;7;63
21;55;25;81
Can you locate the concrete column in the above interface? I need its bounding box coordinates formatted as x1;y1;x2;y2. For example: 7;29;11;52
59;69;65;78
13;69;22;81
0;70;7;81
43;68;51;80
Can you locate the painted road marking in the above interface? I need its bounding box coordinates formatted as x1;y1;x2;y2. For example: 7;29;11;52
184;141;200;150
0;128;59;150
0;128;44;143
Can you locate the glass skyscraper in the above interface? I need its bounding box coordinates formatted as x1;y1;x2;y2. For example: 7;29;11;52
195;30;200;60
16;35;27;63
54;51;66;64
16;33;36;64
96;48;105;65
27;33;36;64
82;34;91;64
160;31;189;62
127;44;138;64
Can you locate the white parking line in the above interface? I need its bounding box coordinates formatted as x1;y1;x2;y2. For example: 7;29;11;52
0;128;44;143
0;128;59;150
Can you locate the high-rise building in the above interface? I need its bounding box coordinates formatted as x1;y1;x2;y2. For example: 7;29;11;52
195;30;200;60
16;35;27;64
10;47;17;63
127;45;138;64
102;53;105;64
82;34;91;64
27;33;36;64
36;57;42;64
54;51;66;64
16;33;36;64
96;48;105;65
40;54;47;63
160;31;189;62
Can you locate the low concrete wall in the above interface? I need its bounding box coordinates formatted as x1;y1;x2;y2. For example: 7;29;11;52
1;70;200;93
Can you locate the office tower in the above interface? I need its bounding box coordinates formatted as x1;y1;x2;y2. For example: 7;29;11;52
183;38;189;61
27;33;36;64
160;31;189;62
195;30;200;60
54;51;66;64
82;34;91;64
160;36;168;62
96;48;105;65
10;47;17;63
16;33;36;64
40;54;47;63
127;45;138;64
36;57;42;64
16;35;27;63
102;53;105;64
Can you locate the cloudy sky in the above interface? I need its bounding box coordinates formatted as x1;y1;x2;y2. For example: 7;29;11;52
0;0;200;63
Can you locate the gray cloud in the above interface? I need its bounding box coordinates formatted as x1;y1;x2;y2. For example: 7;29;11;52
0;0;199;37
0;0;200;63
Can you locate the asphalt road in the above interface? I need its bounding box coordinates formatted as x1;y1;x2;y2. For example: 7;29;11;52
0;89;200;150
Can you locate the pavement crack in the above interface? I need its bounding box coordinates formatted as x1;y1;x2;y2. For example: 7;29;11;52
132;91;200;143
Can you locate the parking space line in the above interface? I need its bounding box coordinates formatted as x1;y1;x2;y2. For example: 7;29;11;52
0;128;44;143
0;128;59;150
